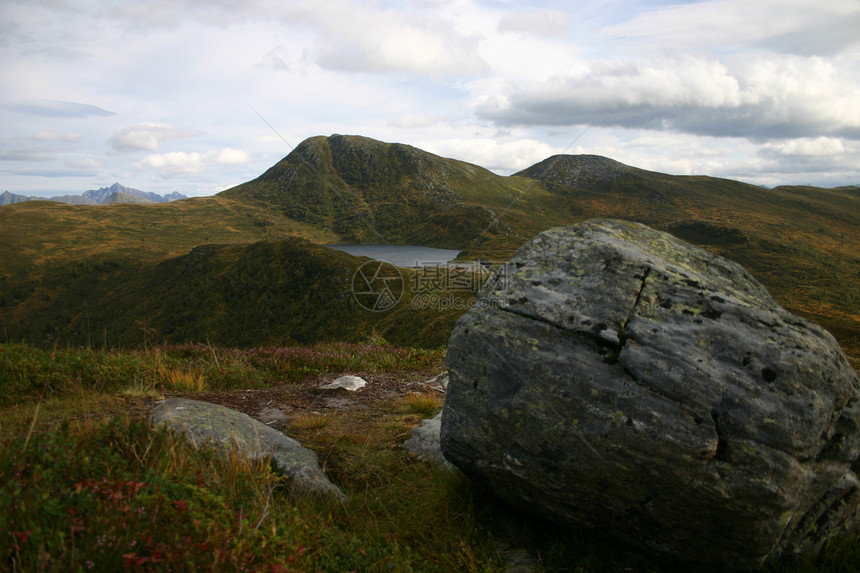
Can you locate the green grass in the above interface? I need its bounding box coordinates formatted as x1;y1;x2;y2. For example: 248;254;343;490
0;342;444;408
2;342;859;572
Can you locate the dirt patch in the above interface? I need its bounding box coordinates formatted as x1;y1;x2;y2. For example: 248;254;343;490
166;369;446;430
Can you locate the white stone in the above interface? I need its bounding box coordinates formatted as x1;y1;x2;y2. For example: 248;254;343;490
320;375;367;391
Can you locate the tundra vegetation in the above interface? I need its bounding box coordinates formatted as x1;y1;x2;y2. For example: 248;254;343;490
1;135;858;570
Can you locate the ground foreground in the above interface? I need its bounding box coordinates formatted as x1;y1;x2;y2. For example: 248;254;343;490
1;342;859;572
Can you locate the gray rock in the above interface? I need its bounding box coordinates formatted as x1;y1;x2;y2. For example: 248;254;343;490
441;219;860;570
496;543;542;573
320;375;367;391
403;412;455;471
152;398;346;502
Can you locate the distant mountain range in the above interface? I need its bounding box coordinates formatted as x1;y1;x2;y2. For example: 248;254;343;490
0;183;186;206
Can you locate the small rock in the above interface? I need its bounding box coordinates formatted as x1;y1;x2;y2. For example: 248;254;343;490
497;543;542;573
425;371;449;392
403;411;455;471
320;375;367;391
257;405;289;425
153;398;346;502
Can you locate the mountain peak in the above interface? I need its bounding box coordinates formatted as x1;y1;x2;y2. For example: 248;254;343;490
83;184;186;204
0;184;187;207
514;154;635;188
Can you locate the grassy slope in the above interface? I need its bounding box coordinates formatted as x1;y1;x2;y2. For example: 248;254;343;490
0;196;333;344
3;343;856;572
220;134;549;253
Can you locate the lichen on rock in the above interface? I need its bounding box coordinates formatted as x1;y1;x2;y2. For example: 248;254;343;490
152;398;345;502
441;219;860;569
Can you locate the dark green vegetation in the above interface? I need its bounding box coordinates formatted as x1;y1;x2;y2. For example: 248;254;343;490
3;343;858;572
1;135;858;570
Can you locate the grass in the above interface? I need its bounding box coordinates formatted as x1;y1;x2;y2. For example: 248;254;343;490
1;342;858;572
403;392;445;418
0;341;445;408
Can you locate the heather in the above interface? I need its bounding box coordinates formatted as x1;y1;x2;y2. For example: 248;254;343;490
2;341;858;571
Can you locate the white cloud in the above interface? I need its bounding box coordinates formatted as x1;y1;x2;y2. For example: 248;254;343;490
108;123;202;153
759;137;846;157
100;0;487;77
32;131;84;142
66;157;101;169
310;5;487;77
0;147;54;161
5;100;115;118
390;113;449;129
498;10;568;37
137;147;251;177
423;137;558;174
476;54;860;140
603;0;860;56
213;147;252;165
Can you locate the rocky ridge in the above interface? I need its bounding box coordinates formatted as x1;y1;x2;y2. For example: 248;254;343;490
0;183;186;206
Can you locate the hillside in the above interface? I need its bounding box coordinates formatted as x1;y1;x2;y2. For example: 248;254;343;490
0;134;857;366
220;134;551;254
6;236;465;349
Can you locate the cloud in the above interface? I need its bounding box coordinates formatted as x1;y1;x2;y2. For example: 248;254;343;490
32;131;85;142
423;137;558;175
498;10;568;37
5;100;114;118
759;137;846;157
102;0;487;77
0;168;99;178
476;54;860;140
137;147;251;177
761;12;860;56
390;113;449;129
66;158;101;169
603;0;860;57
312;10;487;77
108;123;202;152
0;148;54;161
257;45;292;72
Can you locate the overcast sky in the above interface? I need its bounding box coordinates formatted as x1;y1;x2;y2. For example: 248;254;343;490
2;0;859;198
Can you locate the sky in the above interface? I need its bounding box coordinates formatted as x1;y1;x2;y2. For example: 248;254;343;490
2;0;859;198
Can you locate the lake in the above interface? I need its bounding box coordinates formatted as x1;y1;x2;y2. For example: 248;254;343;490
325;244;461;267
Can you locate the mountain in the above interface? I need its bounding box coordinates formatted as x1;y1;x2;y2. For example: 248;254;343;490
46;194;99;205
0;183;187;206
219;134;545;255
0;135;857;366
82;182;184;204
0;191;32;206
101;191;154;205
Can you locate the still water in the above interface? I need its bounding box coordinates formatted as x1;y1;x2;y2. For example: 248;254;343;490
325;244;460;267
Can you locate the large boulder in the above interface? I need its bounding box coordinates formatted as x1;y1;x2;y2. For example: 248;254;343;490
441;219;860;569
153;398;346;502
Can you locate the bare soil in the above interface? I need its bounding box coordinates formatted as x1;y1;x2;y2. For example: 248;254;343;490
165;369;447;429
